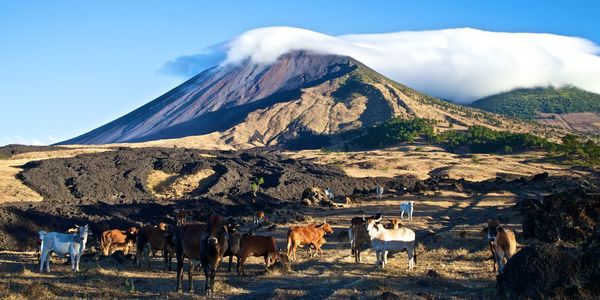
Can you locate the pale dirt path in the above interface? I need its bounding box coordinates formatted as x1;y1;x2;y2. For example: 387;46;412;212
0;191;519;299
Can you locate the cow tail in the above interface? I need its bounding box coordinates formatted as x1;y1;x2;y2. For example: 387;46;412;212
413;239;418;265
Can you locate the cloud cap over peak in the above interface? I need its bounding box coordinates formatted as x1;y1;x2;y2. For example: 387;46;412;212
163;26;600;102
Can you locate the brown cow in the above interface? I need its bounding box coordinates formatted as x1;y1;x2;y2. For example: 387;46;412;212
481;219;501;271
495;226;517;274
199;215;229;295
287;221;334;260
136;223;175;271
237;235;279;275
174;222;206;293
390;218;401;229
101;227;138;256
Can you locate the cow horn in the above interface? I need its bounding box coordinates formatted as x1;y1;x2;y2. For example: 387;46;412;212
374;214;382;222
75;224;80;228
323;218;327;224
362;214;365;221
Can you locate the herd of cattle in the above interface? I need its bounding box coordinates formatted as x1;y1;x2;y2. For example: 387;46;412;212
36;204;519;295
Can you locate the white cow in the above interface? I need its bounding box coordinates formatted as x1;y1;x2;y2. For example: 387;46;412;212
375;186;384;200
39;224;91;273
400;201;414;221
366;215;416;269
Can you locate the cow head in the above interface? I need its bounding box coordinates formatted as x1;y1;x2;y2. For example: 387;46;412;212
226;218;239;234
77;224;90;240
390;218;401;229
157;222;168;231
127;227;138;235
366;214;383;233
481;219;500;241
206;215;229;246
266;250;280;267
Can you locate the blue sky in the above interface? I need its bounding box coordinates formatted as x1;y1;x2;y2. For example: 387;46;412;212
1;0;599;145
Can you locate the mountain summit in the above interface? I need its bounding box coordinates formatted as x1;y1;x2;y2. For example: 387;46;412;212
60;51;552;148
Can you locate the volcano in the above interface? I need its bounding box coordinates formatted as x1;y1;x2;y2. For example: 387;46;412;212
59;51;548;149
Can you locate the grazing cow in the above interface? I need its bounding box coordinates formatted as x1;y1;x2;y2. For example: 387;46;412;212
174;222;207;293
237;235;280;275
494;226;517;274
100;227;138;256
287;221;334;260
39;224;91;273
481;219;501;271
135;223;175;271
199;215;229;295
366;215;416;269
223;221;242;272
376;186;384;200
400;201;414;220
176;210;189;226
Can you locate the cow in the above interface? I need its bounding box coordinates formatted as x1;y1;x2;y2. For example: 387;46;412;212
253;211;268;227
135;223;175;271
39;224;91;273
199;215;229;295
223;220;242;272
481;219;501;271
348;214;381;257
376;186;384;200
389;218;401;229
494;226;517;274
287;221;334;260
400;201;414;220
237;235;280;275
176;210;189;226
366;215;416;269
100;227;138;256
174;222;207;293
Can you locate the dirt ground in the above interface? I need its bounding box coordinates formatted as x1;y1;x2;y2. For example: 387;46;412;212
0;192;520;299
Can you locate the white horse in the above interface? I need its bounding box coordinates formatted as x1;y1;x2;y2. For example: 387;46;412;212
366;215;416;269
39;224;91;273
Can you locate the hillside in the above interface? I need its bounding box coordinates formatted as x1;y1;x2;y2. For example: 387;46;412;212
60;51;566;149
471;86;600;120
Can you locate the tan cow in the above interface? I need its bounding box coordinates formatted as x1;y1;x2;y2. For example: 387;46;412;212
286;221;334;260
100;227;138;256
481;219;501;271
495;226;517;274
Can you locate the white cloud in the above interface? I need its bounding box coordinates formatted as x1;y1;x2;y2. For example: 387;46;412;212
163;26;600;102
0;136;59;147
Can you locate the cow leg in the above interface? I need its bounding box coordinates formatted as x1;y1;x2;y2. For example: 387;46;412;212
239;255;247;275
263;255;269;272
209;267;216;295
383;250;389;268
175;243;184;293
203;265;210;295
228;255;233;272
408;248;414;270
188;261;195;293
400;211;404;219
39;249;50;273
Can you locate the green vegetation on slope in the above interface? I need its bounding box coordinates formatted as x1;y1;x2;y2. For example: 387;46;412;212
347;117;600;166
471;86;600;120
349;118;552;154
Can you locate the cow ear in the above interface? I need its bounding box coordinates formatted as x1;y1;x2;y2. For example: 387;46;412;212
481;226;488;235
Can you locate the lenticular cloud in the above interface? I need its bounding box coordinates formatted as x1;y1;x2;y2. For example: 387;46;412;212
163;27;600;102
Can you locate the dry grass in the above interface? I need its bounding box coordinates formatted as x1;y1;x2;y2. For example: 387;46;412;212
146;168;217;199
286;146;587;181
